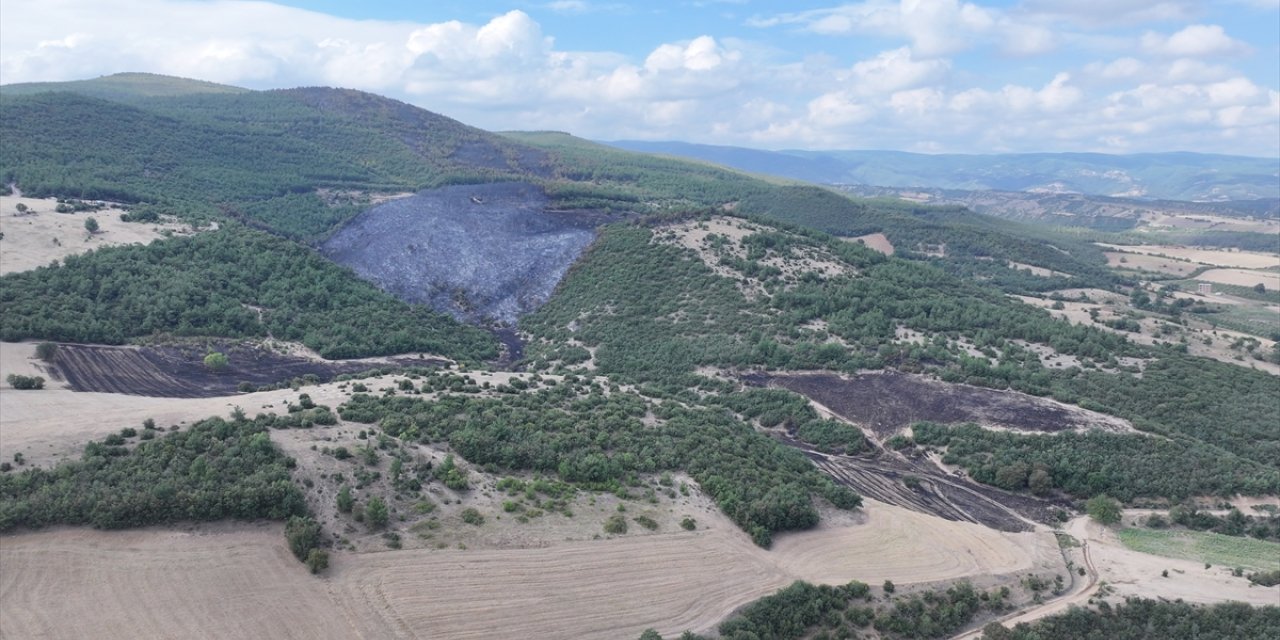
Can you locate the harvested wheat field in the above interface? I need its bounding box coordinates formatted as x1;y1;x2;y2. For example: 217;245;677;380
1097;243;1280;270
769;500;1057;586
0;524;355;640
1104;251;1199;276
849;232;895;255
1196;267;1280;290
0;499;1058;640
0;196;191;275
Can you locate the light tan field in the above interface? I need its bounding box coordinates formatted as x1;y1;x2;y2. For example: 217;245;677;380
0;498;1060;640
1070;517;1278;606
0;524;355;640
1104;251;1199;276
1007;261;1069;278
1139;213;1279;235
1098;243;1280;270
1196;267;1280;290
848;232;895;255
0;196;192;275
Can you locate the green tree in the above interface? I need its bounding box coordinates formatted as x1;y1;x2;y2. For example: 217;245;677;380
84;216;99;234
1086;494;1122;525
336;485;354;513
305;548;330;575
365;497;389;529
285;516;322;562
34;342;57;361
203;351;229;371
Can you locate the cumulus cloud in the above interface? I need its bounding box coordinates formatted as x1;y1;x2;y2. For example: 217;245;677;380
1141;24;1251;57
0;0;1276;155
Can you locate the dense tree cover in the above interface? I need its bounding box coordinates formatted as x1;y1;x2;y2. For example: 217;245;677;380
984;599;1280;640
646;579;1003;640
0;226;496;360
0;416;306;531
1158;504;1280;542
337;385;860;546
913;422;1280;502
0;90;545;240
522;223;1139;393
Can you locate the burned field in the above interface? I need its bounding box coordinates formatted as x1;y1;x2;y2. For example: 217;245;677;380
748;370;1131;438
791;438;1063;532
45;342;437;398
741;372;1079;531
322;183;611;325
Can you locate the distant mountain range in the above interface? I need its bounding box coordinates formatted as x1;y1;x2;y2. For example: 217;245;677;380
606;140;1280;201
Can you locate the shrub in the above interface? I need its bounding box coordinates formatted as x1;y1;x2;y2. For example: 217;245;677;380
6;374;45;390
203;352;229;371
285;516;322;562
305;549;329;574
365;497;389;529
604;514;628;534
35;342;57;361
680;516;697;531
460;507;485;526
336;485;355;513
883;580;896;594
633;515;659;530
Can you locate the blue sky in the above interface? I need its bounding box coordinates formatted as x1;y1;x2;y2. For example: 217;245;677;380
2;1;1278;155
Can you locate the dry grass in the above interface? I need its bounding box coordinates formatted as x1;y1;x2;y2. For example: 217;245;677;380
0;196;192;275
1097;243;1280;270
1196;268;1280;290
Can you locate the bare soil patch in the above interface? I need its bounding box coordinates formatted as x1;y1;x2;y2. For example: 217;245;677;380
0;196;191;275
749;371;1133;437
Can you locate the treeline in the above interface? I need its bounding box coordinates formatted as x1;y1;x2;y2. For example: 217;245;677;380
337;384;860;546
0;226;496;360
983;599;1280;640
912;422;1280;502
0;416;305;531
643;579;1006;640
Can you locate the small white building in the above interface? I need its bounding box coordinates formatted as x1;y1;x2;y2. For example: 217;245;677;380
1198;282;1212;295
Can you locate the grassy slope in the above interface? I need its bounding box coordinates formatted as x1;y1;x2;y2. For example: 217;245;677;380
1117;528;1280;572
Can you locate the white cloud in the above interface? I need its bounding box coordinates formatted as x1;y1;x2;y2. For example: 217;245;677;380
1141;24;1251;57
849;47;949;94
0;0;1276;155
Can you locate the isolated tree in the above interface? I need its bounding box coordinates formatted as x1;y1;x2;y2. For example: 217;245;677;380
203;351;229;371
883;579;896;594
336;485;355;513
365;496;389;529
83;216;99;234
1086;494;1122;525
1254;283;1266;294
15;202;27;214
35;342;57;362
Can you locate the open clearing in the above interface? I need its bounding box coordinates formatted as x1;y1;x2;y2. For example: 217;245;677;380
1097;243;1280;270
1116;527;1280;572
1104;251;1199;276
0;195;190;275
1069;518;1279;607
847;232;894;255
1196;267;1280;290
0;499;1059;640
